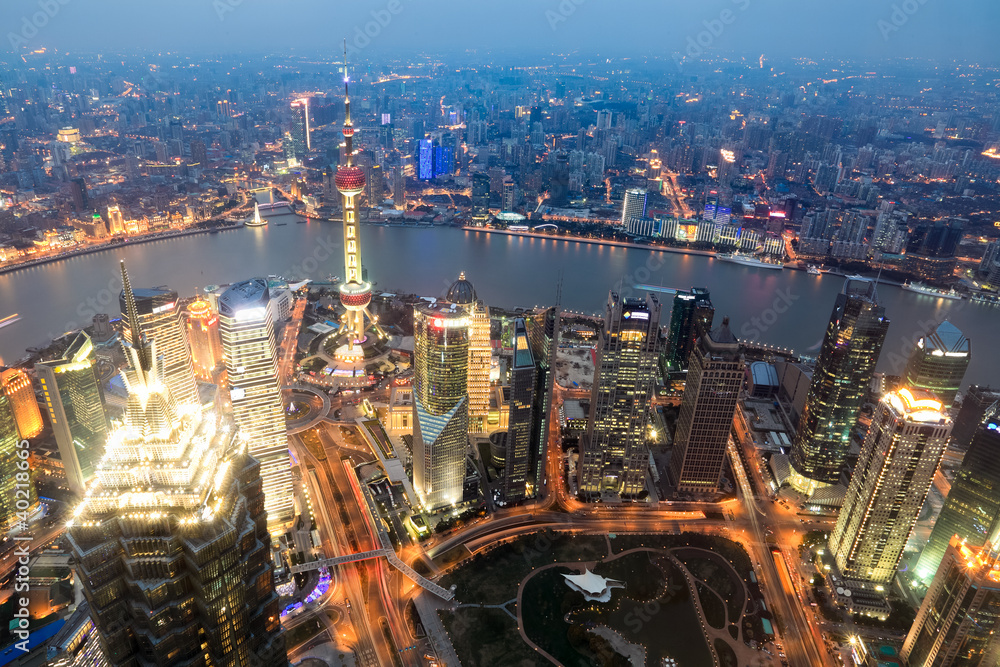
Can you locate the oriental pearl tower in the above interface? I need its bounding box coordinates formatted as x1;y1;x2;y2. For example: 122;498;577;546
335;42;385;359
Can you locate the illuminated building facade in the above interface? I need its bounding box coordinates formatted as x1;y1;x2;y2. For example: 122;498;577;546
36;332;109;497
790;279;889;493
66;313;285;666
579;292;663;500
412;301;469;510
620;188;648;226
500;319;536;504
290;97;311;156
1;367;43;439
666;287;714;372
335;50;385;357
106;205;124;235
903;320;970;406
446;273;491;433
915;411;1000;582
903;536;1000;667
526;306;559;498
218;278;294;528
0;391;37;528
669;318;744;495
119;265;199;411
829;388;951;586
186;299;224;380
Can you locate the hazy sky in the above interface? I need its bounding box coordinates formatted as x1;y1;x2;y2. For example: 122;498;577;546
2;0;997;63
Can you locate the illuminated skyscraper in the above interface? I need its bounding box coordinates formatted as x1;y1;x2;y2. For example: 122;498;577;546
579;292;663;501
669;318;744;495
915;411;1000;582
186;299;224;380
36;332;109;497
903;320;971;406
471;172;490;223
829;388;951;586
621;188;648;225
412;301;469;510
1;368;43;439
526;306;559;499
666;288;714;371
335;47;385;356
119;263;199;411
393;166;406;210
903;537;1000;667
447;273;490;434
0;391;37;529
66;312;285;666
218;279;294;528
418;139;434;180
790;279;889;493
500;319;537;505
290;97;311;155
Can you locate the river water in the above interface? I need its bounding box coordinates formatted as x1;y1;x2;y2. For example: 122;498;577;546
0;213;996;388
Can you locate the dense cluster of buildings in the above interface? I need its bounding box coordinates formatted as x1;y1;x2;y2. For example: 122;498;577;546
2;46;1000;667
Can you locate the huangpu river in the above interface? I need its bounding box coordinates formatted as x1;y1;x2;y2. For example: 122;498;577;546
1;213;997;388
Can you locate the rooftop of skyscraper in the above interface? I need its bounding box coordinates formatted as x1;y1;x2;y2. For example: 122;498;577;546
920;320;970;355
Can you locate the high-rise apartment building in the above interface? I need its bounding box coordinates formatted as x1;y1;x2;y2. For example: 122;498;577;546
903;320;970;406
36;332;109;496
218;278;294;528
666;288;715;371
501;177;515;212
1;368;43;439
621;188;648;225
829;388;951;586
66;316;285;666
903;537;1000;667
500;319;537;505
790;279;889;493
446;274;490;434
579;292;662;500
669;318;744;495
186;299;224;380
915;410;1000;582
119;264;199;411
412;301;470;510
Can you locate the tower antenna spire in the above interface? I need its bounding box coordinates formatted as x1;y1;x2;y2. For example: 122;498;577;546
120;260;150;371
343;39;353;167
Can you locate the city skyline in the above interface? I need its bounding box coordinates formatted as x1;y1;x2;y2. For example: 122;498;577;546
2;13;1000;665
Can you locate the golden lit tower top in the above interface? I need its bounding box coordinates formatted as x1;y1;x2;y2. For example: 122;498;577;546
335;40;385;356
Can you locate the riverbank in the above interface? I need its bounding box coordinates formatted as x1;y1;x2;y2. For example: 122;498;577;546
0;223;244;276
462;226;720;257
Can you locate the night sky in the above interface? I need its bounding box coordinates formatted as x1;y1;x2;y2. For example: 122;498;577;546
2;0;997;62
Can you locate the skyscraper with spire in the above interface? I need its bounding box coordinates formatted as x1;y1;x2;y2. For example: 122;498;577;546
335;44;385;357
67;276;285;666
119;263;200;412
